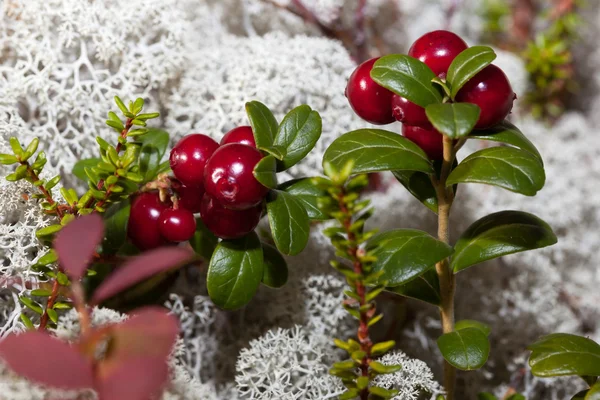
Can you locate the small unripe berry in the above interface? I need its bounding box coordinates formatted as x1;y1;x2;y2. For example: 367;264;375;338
221;126;256;148
128;192;170;250
170;134;219;186
402;125;443;160
345;58;395;125
159;208;196;243
408;30;468;77
391;95;431;127
455;64;516;129
200;194;262;239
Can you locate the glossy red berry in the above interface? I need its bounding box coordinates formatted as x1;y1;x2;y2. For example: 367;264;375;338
391;95;430;127
128;192;170;250
176;184;204;214
221;126;256;148
408;30;468;77
402;125;443;160
455;64;516;129
345;58;395;125
158;208;196;243
170;134;219;186
200;194;262;239
204;143;268;210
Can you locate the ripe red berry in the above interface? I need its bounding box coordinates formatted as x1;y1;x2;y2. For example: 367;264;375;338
408;30;468;77
391;95;431;127
200;193;262;239
158;208;197;243
455;64;516;129
345;58;395;125
176;184;204;214
204;143;268;210
128;192;170;250
170;134;219;186
221;126;256;148
402;125;443;160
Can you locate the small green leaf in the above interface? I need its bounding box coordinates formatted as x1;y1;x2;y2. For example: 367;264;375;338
425;103;481;139
46;308;58;324
371;55;443;107
101;200;131;255
528;333;600;377
273;105;322;171
455;320;491;336
452;211;557;273
266;190;310;256
124;172;143;183
278;178;329;220
323;129;433;175
368;229;453;286
132;97;144;115
437;328;490;370
19;296;43;314
36;224;63;238
369;386;399;398
189;218;219;261
0;154;19;165
260;145;286;161
137;128;170;182
386;269;441;306
369;361;402;374
20;313;34;329
477;393;498;400
56;272;70;286
114;96;129;115
446;147;545;196
253;155;278;189
468;121;542;161
371;340;396;356
73;158;101;182
44;175;61;190
106;119;124;132
30;289;52;297
447;46;497;99
261;242;288;288
246;101;278;149
338;389;360;399
136;112;160;120
207;232;264;310
53;302;72;310
9;137;23;156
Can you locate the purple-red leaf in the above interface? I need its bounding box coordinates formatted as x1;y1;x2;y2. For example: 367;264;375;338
0;331;94;389
96;357;169;400
55;213;104;280
91;247;194;305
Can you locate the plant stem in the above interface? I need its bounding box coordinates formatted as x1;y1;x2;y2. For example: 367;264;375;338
38;279;60;331
434;134;457;399
22;162;66;219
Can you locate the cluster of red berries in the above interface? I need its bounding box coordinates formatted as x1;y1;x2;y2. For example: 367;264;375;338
345;30;516;160
128;126;268;250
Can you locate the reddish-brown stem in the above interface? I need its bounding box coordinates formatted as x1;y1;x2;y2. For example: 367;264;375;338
71;282;91;335
38;279;60;330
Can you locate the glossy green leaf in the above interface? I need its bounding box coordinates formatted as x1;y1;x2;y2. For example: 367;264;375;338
30;289;52;297
586;383;600;400
477;393;498;400
0;154;18;165
368;229;453;286
72;158;101;182
468;121;542;161
246;101;278;149
260;145;286;161
266;190;310;256
102;200;131;255
323;129;433;175
452;211;557;273
273;105;322;171
437;328;490;371
261;243;288;288
386;269;441;306
278;178;329;220
253;155;278;189
137;128;170;182
528;333;600;377
506;395;526;400
446;147;545;196
189;218;218;261
425;103;481;139
455;320;491;336
207;232;264;310
447;46;497;98
371;55;442;107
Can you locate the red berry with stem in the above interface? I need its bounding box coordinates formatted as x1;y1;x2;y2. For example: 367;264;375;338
159;208;197;243
221;126;256;148
128;192;170;250
402;125;444;160
455;64;516;129
204;143;268;210
345;57;395;125
200;193;262;239
391;95;431;127
170;134;219;186
176;184;204;214
408;30;468;77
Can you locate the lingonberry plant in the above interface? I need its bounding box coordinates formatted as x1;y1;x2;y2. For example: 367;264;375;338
320;30;558;399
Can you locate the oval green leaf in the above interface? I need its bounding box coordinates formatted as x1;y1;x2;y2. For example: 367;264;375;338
447;46;497;99
452;210;557;273
101;200;131;255
72;158;101;182
371;55;442;107
137;128;170;182
528;333;600;377
437;327;490;371
368;229;453;286
278;178;329;220
468;121;542;161
446;147;545;196
386;269;441;306
266;190;310;256
323;129;433;175
425;103;481;139
455;320;491;336
245;101;278;150
253;155;278;189
273;105;322;171
207;232;264;310
189;218;219;261
261;242;288;288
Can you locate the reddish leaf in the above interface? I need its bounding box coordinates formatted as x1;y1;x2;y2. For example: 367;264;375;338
55;213;104;280
91;247;194;305
96;357;169;400
0;332;94;389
